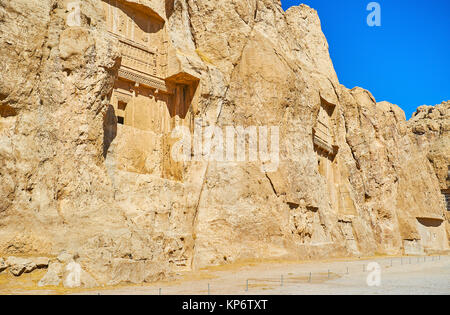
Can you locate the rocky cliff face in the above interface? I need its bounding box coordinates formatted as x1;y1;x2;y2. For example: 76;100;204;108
407;101;450;247
0;0;448;287
408;101;449;190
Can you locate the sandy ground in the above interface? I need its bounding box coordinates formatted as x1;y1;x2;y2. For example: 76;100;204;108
1;255;448;295
78;255;450;295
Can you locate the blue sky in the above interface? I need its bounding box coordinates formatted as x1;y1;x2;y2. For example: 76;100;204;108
281;0;450;119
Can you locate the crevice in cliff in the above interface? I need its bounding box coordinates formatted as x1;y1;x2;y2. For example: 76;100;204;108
31;0;58;121
190;26;257;242
328;78;340;103
188;9;253;268
185;0;198;48
190;88;230;269
189;13;260;259
342;112;361;171
265;172;279;197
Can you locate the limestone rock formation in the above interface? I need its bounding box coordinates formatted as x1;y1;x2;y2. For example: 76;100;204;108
6;257;37;276
0;0;448;287
408;101;450;248
34;257;50;269
0;256;49;277
409;101;449;190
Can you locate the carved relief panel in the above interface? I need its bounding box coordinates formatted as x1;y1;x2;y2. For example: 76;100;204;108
313;100;338;158
102;0;168;80
316;105;332;146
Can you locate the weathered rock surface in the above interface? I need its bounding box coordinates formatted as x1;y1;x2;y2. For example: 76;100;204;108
408;101;449;190
408;101;450;248
79;268;99;289
0;0;448;287
57;252;76;264
0;256;49;276
0;257;7;272
6;257;37;276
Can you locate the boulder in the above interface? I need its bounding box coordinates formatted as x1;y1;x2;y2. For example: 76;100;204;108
32;257;50;269
57;252;75;264
6;257;36;276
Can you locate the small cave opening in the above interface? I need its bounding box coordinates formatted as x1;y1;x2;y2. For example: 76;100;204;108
417;217;443;228
0;104;17;118
287;202;300;210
